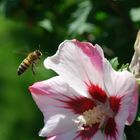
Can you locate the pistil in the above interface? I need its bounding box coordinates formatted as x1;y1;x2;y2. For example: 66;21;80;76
74;105;107;130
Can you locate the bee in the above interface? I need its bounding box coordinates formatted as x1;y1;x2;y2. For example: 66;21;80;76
17;50;42;75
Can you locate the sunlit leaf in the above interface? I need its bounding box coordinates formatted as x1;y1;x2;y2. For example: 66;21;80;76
68;0;93;36
130;7;140;22
95;11;108;21
119;63;129;71
39;19;53;32
109;57;119;70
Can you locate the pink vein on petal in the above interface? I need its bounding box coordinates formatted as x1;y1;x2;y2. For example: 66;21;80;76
72;39;103;72
105;118;118;140
87;82;107;103
56;95;95;114
109;96;121;114
29;83;50;95
74;123;99;140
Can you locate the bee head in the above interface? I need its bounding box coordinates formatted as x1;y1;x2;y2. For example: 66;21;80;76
35;50;42;56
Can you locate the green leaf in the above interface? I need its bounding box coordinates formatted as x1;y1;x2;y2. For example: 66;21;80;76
109;57;119;70
95;11;108;21
118;63;129;71
110;57;129;71
68;0;93;36
39;19;53;32
130;7;140;22
137;79;140;85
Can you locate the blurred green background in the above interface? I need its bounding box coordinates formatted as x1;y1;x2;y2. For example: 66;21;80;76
0;0;140;140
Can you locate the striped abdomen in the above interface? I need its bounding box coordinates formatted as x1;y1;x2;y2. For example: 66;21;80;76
17;59;31;75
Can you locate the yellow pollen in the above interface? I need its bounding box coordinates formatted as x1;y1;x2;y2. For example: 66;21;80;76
83;106;105;126
74;105;105;130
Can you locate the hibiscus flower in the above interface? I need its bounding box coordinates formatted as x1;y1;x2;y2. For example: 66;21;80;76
29;39;138;140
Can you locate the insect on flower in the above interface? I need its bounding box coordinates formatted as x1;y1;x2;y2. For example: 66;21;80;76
29;40;138;140
17;49;42;75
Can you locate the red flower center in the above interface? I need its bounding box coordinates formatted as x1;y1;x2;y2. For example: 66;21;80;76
55;82;121;139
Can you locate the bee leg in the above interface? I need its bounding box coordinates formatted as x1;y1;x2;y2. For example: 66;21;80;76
31;63;36;75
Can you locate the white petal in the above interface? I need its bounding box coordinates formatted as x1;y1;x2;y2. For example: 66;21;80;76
47;136;56;140
29;76;80;136
29;76;83;111
47;130;105;140
47;130;79;140
115;101;129;128
111;100;131;140
105;125;125;140
39;107;77;137
103;59;138;139
103;59;137;97
91;130;105;140
114;120;125;140
104;115;125;140
126;86;138;125
115;84;138;126
44;40;105;96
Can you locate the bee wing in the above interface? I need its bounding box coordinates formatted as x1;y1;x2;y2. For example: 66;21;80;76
31;63;36;75
13;45;31;55
30;56;43;75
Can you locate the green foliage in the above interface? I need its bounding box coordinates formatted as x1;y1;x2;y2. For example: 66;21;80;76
137;80;140;85
110;57;129;71
0;0;140;140
39;19;53;32
130;7;140;22
110;57;119;70
119;63;129;71
68;0;93;37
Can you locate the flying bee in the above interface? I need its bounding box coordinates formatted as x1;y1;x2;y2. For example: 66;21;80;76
17;50;42;75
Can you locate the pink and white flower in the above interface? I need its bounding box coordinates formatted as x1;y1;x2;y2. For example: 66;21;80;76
29;40;138;140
